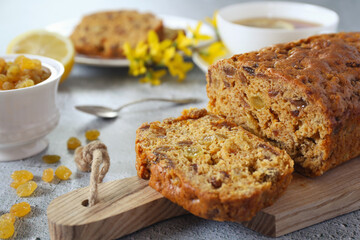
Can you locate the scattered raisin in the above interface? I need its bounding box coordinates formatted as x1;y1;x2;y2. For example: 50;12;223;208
42;168;54;183
42;155;61;164
16;181;37;197
67;137;81;150
0;214;15;224
10;170;33;189
55;166;72;180
0;219;14;239
10;202;31;217
85;129;100;141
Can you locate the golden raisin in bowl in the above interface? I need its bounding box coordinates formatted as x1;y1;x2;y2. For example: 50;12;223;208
0;54;64;162
0;55;51;90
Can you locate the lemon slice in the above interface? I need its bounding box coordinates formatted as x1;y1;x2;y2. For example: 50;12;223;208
6;30;75;83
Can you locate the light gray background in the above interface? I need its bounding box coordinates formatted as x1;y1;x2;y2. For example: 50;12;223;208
0;0;359;239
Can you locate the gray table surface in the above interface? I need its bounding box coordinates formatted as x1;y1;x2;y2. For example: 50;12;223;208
1;0;360;239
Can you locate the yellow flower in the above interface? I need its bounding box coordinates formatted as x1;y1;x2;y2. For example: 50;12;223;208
140;69;167;85
123;42;149;76
123;41;148;60
163;47;176;64
205;11;218;29
166;53;193;81
123;42;133;58
174;31;193;56
199;41;228;65
147;30;172;63
187;21;212;44
128;60;147;76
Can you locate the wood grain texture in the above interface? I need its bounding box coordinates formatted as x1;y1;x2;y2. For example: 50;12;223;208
243;156;360;237
47;176;187;240
48;156;360;239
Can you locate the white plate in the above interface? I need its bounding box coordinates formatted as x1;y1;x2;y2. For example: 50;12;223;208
192;51;210;73
45;14;216;67
192;49;232;73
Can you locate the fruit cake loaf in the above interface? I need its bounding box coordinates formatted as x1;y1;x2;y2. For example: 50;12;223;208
136;108;293;221
70;10;163;58
206;32;360;177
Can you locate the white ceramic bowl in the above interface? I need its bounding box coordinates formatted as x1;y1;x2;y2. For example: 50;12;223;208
0;54;64;161
217;1;339;54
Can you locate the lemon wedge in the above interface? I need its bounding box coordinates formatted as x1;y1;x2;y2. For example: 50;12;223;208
6;30;75;83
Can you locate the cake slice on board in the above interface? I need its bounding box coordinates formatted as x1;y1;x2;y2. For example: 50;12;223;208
136;108;293;221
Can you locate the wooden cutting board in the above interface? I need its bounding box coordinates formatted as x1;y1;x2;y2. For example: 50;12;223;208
47;156;360;239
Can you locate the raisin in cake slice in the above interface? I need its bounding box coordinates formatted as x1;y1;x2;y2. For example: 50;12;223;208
136;108;293;221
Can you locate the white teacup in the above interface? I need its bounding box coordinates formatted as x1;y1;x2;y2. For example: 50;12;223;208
0;54;64;161
217;1;339;54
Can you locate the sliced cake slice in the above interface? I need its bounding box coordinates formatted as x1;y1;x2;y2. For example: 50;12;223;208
136;108;293;221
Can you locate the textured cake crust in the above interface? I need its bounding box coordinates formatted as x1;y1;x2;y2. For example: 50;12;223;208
136;108;293;221
207;32;360;177
70;10;163;58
